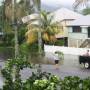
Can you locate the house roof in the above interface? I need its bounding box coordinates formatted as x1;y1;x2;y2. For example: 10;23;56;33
22;13;39;23
68;15;90;26
50;8;82;23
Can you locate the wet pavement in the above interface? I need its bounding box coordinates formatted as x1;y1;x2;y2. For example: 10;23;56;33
0;63;90;88
20;64;90;80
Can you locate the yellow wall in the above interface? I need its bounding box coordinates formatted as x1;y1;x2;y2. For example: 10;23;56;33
56;20;74;38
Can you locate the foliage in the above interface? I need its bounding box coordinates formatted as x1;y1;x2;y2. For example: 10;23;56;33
18;24;27;44
24;72;60;90
2;22;14;46
54;39;65;46
55;51;64;60
82;7;90;15
0;47;14;59
0;19;27;47
4;0;34;21
1;58;90;90
19;42;39;60
73;0;89;9
25;29;38;44
26;10;59;45
19;43;30;57
1;57;60;90
0;0;33;47
82;77;90;89
1;56;32;90
60;76;82;90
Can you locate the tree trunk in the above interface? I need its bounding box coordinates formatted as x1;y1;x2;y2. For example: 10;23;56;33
12;0;19;58
34;0;43;55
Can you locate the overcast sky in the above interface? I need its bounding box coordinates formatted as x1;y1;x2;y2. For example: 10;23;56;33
41;0;75;7
0;0;75;6
0;0;86;11
41;0;76;11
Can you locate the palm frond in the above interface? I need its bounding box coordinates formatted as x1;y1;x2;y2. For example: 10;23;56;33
73;0;89;8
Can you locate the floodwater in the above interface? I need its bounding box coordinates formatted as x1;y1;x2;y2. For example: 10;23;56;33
0;53;90;88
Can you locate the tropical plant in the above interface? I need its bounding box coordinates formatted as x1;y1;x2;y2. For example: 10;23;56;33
2;58;90;90
4;0;34;21
1;56;32;90
55;39;65;46
82;77;90;89
1;57;60;90
59;76;83;90
82;7;90;15
26;11;59;45
55;51;64;60
73;0;89;9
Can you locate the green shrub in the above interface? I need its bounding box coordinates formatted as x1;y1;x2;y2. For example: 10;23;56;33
1;57;60;90
1;57;90;90
55;39;64;46
82;77;90;89
0;47;14;59
60;76;82;90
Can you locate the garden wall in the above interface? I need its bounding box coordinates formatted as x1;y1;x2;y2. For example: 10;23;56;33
44;45;90;67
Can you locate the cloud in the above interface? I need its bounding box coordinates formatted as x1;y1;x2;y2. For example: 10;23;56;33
41;0;75;11
41;0;75;6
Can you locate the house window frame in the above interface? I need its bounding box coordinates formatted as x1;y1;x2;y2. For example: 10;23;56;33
72;26;81;33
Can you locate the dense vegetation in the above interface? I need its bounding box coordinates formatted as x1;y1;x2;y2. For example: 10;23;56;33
1;57;90;90
0;0;90;89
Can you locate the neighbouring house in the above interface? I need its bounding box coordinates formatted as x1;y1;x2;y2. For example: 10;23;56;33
49;8;82;46
68;15;90;48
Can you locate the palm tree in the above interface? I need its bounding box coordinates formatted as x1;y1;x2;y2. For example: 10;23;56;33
3;0;35;57
30;0;42;54
4;0;35;22
73;0;89;9
26;11;59;48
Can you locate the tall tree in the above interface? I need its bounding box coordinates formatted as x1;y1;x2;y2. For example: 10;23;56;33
26;11;59;46
4;0;34;22
73;0;89;9
31;0;42;54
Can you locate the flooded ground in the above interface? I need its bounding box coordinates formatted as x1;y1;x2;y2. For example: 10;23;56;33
0;53;90;88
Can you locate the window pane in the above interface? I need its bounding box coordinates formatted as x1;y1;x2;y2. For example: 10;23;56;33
73;26;81;32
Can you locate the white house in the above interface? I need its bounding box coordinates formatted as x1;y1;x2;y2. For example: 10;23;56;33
50;8;82;46
68;15;90;48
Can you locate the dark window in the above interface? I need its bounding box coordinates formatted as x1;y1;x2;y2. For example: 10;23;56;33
88;27;90;38
73;26;81;32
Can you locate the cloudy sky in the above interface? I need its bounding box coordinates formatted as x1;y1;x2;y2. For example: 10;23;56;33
0;0;75;6
0;0;85;11
41;0;75;6
41;0;75;11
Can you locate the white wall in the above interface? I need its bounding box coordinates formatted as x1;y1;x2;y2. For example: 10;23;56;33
69;33;87;39
68;26;88;47
44;45;90;67
44;45;90;55
68;27;88;39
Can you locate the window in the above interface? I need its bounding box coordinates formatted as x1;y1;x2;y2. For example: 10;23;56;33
72;26;81;33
